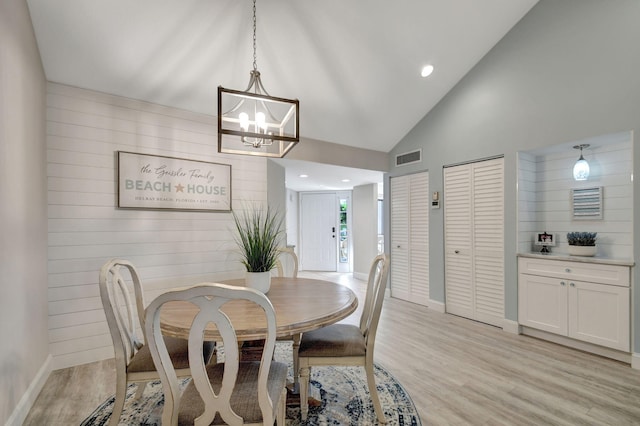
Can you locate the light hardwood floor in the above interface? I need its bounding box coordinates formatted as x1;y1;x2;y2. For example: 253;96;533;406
25;272;640;425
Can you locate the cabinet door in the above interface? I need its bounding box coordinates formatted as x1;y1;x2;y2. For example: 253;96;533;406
568;281;630;351
518;274;568;335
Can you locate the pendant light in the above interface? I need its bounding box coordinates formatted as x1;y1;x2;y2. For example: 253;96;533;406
572;144;590;181
217;0;299;158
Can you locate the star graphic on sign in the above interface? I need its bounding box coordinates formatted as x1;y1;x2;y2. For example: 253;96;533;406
175;184;184;192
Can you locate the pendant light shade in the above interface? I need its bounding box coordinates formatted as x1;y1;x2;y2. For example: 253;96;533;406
572;144;590;181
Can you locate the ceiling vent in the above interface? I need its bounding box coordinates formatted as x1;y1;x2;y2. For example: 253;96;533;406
395;149;422;167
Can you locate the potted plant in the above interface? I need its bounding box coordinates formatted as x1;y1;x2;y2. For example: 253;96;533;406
232;205;284;293
567;232;597;257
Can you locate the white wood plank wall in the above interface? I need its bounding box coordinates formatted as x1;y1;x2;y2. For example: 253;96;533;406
517;152;540;254
47;83;267;369
517;132;633;259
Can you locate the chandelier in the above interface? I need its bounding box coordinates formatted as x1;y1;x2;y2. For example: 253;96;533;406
217;0;299;158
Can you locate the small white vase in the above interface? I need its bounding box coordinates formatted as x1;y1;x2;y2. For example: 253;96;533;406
568;245;596;257
245;271;271;293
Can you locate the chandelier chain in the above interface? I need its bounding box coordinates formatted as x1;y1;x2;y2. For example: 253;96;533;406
252;0;257;71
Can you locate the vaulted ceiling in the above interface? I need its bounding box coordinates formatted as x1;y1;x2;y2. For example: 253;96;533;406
27;0;538;190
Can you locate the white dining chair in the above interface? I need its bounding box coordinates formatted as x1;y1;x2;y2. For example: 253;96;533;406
275;247;298;279
98;259;215;426
273;247;303;392
297;254;390;423
145;283;288;425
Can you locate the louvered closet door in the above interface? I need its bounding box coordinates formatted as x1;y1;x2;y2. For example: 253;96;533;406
443;166;474;319
472;159;504;325
409;173;429;304
390;172;429;306
444;158;504;327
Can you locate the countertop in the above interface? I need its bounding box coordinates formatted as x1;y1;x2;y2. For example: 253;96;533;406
518;252;635;267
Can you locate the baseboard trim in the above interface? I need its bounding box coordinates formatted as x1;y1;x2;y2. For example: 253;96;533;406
6;354;52;426
632;353;640;370
428;299;445;313
353;271;368;281
502;319;521;334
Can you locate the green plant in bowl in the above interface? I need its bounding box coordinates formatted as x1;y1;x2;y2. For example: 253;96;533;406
566;232;597;246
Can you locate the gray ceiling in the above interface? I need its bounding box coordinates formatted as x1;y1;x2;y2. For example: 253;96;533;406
27;0;538;191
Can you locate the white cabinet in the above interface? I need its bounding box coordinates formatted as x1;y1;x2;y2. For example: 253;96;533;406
519;274;568;335
518;256;630;352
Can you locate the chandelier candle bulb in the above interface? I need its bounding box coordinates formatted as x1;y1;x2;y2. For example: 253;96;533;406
239;112;249;131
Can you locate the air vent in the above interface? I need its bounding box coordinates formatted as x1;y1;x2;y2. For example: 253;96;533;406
395;149;422;167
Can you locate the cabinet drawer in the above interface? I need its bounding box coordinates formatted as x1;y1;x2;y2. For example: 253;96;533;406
518;257;630;287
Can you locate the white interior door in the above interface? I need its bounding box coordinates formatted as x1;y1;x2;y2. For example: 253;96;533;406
471;159;504;325
443;166;474;318
390;176;410;300
390;172;429;306
300;192;337;271
444;157;504;327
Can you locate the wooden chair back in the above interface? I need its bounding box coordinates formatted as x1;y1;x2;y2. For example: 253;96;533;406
98;259;147;372
275;247;299;278
359;254;390;351
145;283;279;426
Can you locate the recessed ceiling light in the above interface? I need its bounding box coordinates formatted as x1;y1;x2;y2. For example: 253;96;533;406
421;65;434;78
341;179;350;183
299;174;308;178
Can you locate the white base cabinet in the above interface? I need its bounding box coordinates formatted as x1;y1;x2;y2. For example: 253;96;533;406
518;256;631;352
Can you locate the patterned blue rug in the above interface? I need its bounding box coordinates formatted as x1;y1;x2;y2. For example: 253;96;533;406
81;342;421;425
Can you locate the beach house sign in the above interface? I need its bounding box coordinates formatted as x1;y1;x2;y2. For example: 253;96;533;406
117;151;231;212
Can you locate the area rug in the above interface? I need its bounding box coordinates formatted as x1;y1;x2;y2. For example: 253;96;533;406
81;342;421;425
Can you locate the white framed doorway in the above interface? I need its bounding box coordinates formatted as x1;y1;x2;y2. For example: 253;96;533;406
299;191;352;272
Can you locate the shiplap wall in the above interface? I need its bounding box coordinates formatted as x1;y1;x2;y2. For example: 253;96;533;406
47;83;267;369
517;131;633;259
517;152;538;254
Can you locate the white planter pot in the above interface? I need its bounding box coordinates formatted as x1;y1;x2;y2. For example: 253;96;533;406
245;271;271;293
568;245;597;257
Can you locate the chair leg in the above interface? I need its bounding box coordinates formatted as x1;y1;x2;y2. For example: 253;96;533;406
109;375;127;426
133;381;146;399
292;333;301;392
365;361;386;423
299;365;311;420
277;387;287;424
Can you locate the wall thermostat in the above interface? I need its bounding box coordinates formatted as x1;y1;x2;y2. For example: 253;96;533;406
431;191;440;209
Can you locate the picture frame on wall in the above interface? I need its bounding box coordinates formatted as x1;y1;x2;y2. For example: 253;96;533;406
117;151;232;212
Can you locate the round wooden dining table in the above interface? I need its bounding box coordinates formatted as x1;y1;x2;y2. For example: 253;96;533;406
159;276;358;341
